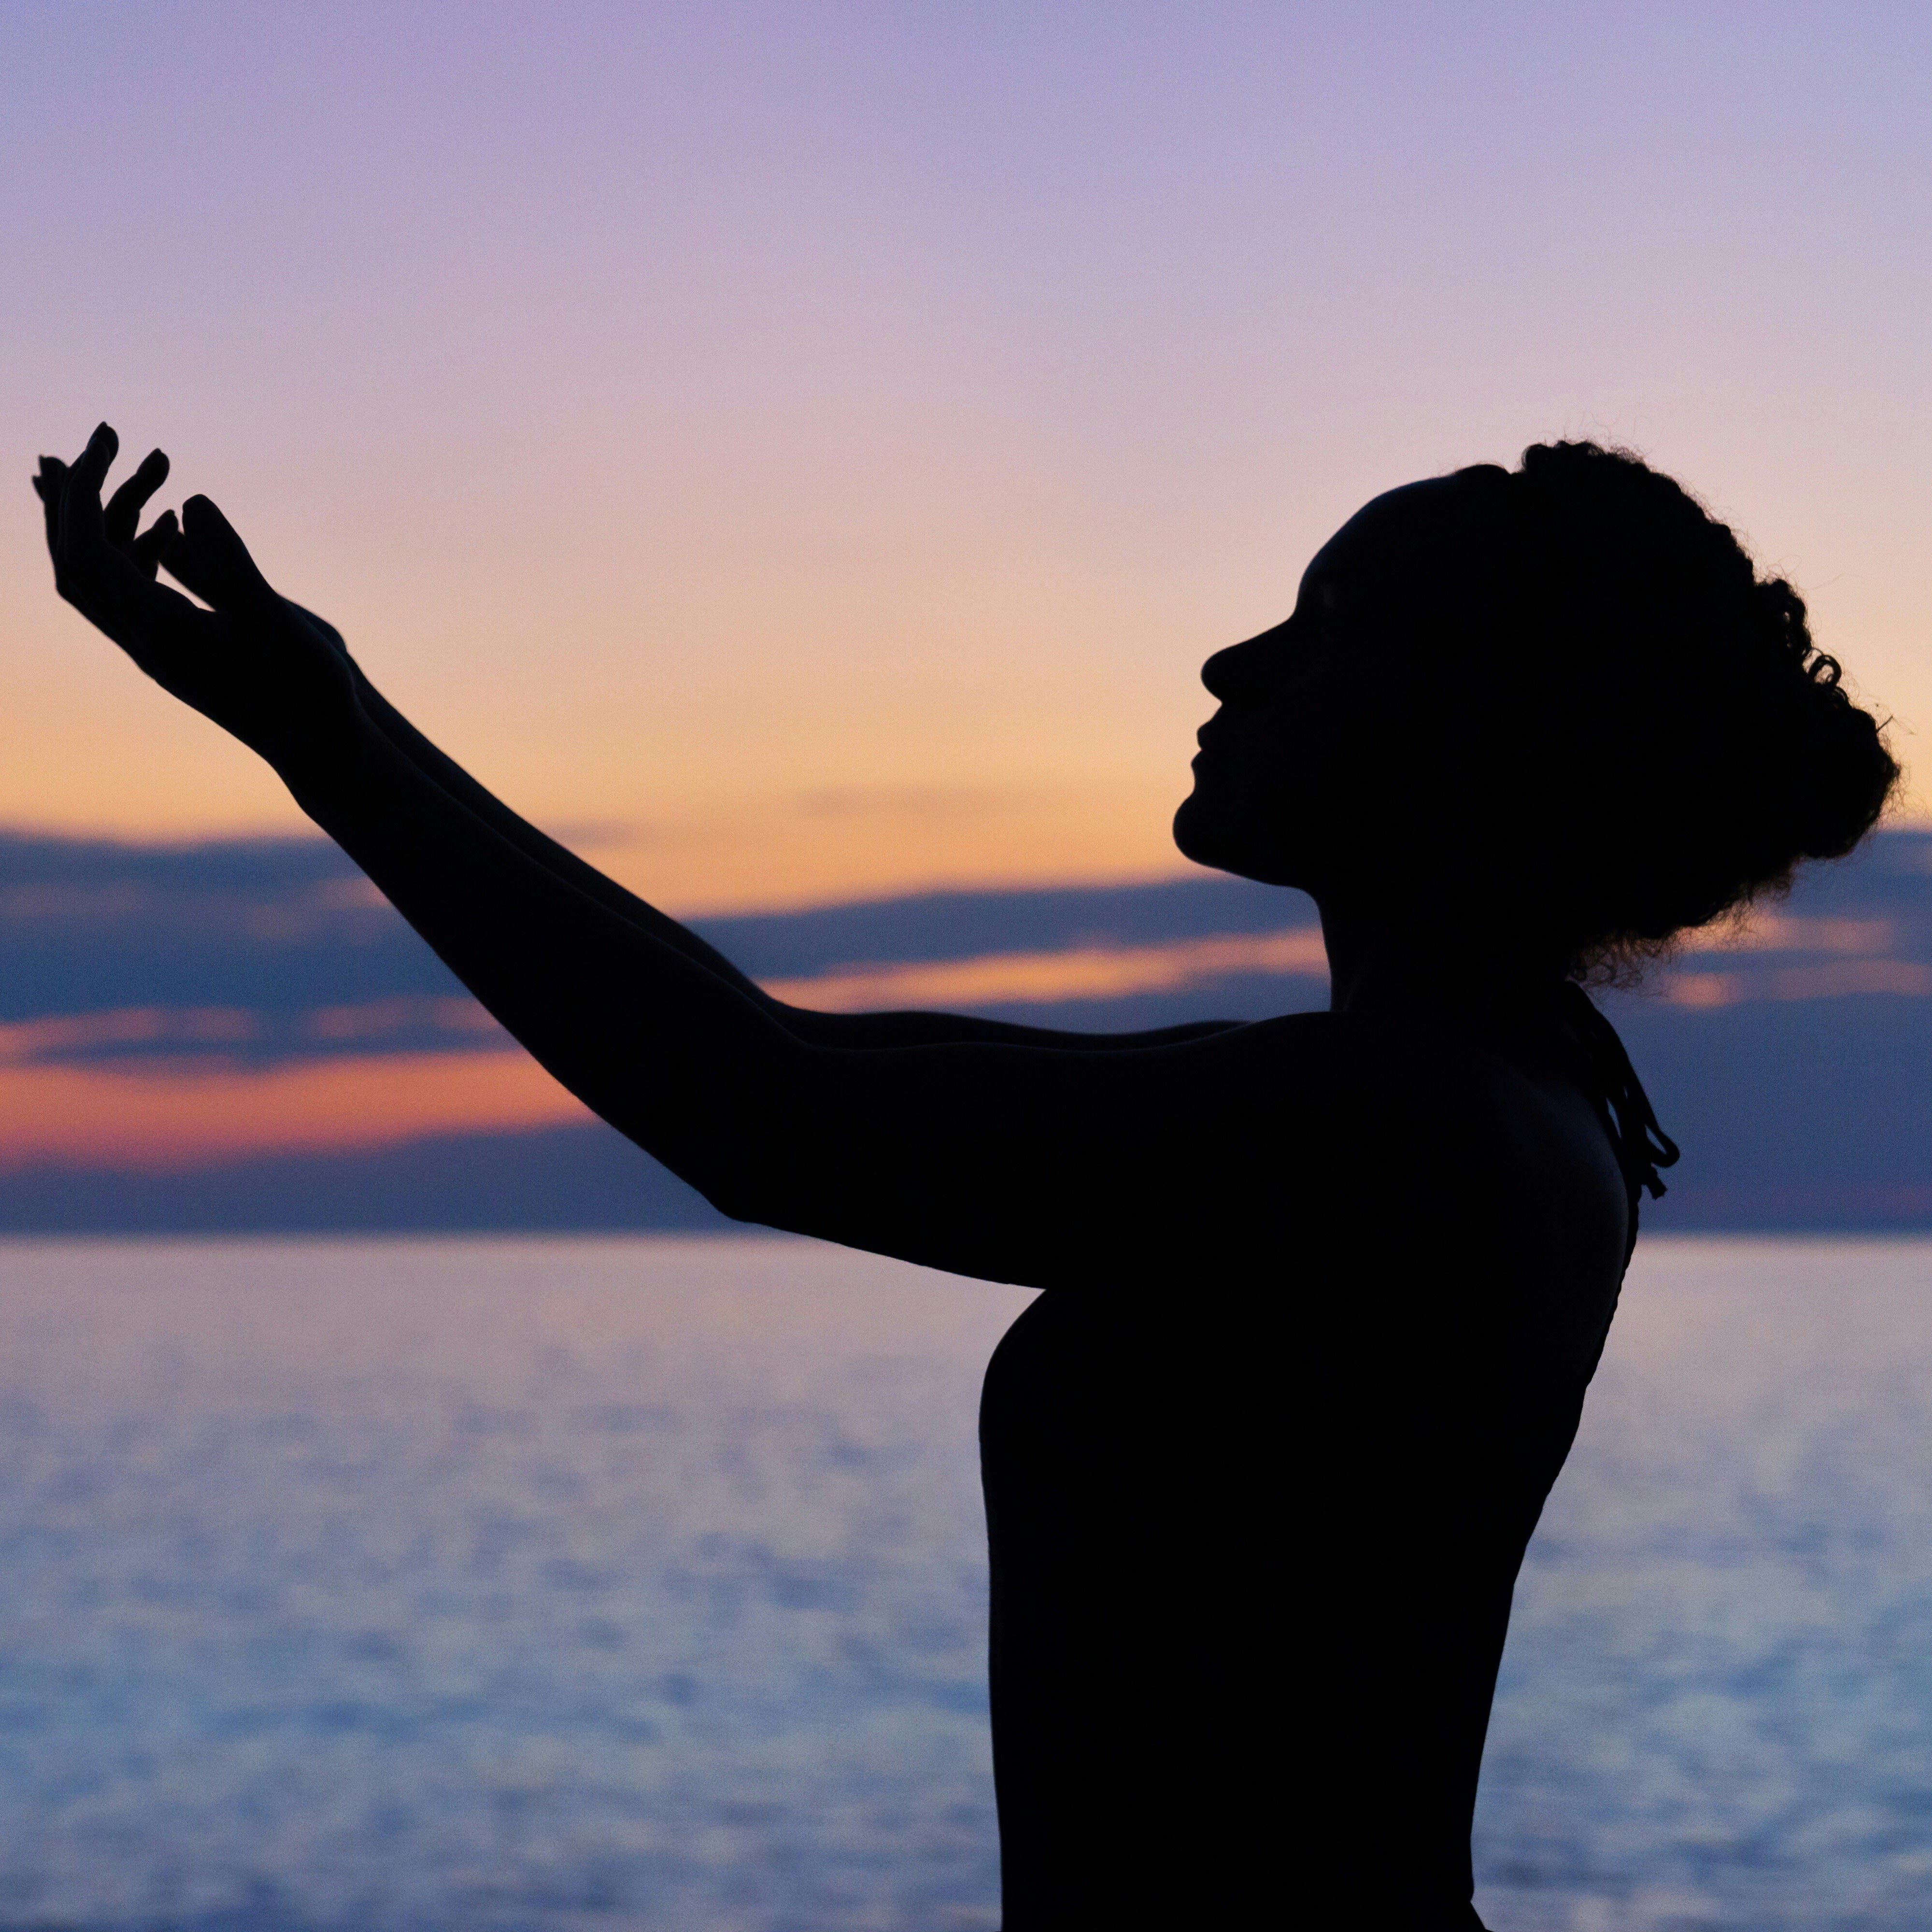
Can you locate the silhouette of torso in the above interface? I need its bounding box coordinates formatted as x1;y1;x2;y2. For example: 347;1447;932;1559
978;999;1632;1929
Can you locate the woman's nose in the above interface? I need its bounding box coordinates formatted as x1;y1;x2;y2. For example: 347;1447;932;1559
1201;636;1270;704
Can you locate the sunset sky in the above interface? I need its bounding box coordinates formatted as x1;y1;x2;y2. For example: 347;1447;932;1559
5;2;1929;915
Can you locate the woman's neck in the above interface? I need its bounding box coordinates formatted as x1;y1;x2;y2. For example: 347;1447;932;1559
1315;897;1562;1016
1317;902;1419;1013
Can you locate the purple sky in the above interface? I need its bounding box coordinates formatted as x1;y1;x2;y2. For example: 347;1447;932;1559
4;2;1927;909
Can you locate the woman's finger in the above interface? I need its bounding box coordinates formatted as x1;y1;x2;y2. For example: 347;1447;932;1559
33;457;67;567
131;508;180;579
106;448;170;548
153;519;213;602
50;430;165;638
57;427;116;571
172;493;280;619
68;423;117;504
53;505;194;653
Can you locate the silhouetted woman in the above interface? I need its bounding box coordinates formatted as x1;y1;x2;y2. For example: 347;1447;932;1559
37;427;1899;1928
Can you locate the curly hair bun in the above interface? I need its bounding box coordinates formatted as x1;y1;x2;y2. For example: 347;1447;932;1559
1438;441;1901;977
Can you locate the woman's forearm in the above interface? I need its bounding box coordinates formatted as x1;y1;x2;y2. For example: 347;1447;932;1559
345;668;790;1010
347;669;1242;1057
281;709;797;1211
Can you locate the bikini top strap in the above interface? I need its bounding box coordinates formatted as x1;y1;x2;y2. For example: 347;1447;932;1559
1556;982;1681;1254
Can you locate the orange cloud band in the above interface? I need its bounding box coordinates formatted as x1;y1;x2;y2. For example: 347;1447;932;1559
1662;958;1932;1009
13;910;1932;1173
0;1050;590;1172
0;997;499;1066
764;927;1330;1011
0;928;1328;1172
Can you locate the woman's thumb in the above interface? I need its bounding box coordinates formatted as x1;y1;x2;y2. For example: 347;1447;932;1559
175;495;279;617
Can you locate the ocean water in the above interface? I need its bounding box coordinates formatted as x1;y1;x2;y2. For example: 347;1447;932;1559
0;1239;1930;1930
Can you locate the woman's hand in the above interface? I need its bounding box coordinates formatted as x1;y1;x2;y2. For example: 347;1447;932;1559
34;423;364;777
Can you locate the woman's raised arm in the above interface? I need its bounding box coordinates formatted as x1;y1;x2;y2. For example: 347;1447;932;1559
35;427;1288;1282
38;428;1235;1060
279;713;1300;1285
309;648;1235;1056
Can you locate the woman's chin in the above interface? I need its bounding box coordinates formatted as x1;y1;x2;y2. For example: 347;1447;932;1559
1173;795;1315;891
1167;788;1260;873
1171;793;1216;865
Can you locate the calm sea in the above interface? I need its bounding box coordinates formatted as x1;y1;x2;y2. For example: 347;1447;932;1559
1;1236;1930;1931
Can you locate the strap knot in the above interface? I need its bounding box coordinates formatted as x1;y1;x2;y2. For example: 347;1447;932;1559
1558;982;1681;1203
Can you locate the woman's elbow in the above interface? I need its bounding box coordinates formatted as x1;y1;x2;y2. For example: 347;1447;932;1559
633;1133;798;1231
694;1172;784;1229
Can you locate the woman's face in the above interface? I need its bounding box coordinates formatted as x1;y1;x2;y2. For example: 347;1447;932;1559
1170;592;1345;891
1173;480;1459;893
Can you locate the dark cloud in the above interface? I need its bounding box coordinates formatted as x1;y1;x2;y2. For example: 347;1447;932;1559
5;829;1932;1230
0;830;1315;1052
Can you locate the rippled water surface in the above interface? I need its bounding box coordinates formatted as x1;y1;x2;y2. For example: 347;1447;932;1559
1481;1239;1932;1930
2;1236;1932;1930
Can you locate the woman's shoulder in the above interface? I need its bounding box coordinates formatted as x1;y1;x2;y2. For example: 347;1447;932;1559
1220;1003;1630;1224
1235;1007;1633;1348
1208;1002;1565;1110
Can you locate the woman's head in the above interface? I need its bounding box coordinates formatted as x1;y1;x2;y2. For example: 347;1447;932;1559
1174;440;1903;980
